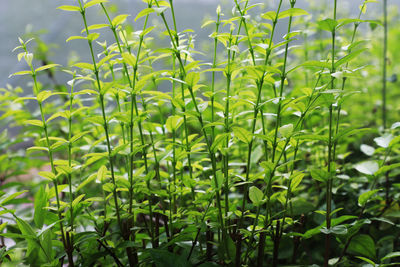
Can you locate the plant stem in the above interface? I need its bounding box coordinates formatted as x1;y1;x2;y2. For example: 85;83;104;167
238;0;283;232
210;10;221;141
66;73;76;263
77;1;127;264
166;0;196;234
324;1;337;266
335;149;391;265
382;0;388;129
244;70;324;264
223;28;233;226
101;1;159;249
22;44;72;266
155;0;229;259
332;1;365;161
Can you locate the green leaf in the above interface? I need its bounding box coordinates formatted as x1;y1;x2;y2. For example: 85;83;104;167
97;165;107;182
337;18;363;29
86;115;105;126
66;36;87;42
310;168;330;182
36;90;52;103
15;216;36;237
72;194;85;207
376;163;400;176
232;127;252;144
135;8;154;21
112;14;130;26
212;171;223;190
141;26;155;37
389;135;400;147
0;190;28;206
76;173;97;191
262;11;277;21
35;64;60;72
84;0;109;9
87;33;100;42
0;222;8;232
261;161;275;176
47;111;68;123
56;166;73;175
145;171;156;182
121;52;137;67
278;8;309;19
165;115;183;132
98;54;117;67
279;124;293;138
211;133;230;152
73;62;94;71
290;171;304;191
57;5;81;12
295;134;328;143
348;234;376;259
358;189;379;206
38;171;56;181
318;18;338;32
185;72;200;87
201;19;215;28
25;120;44;127
111;143;129;157
82;23;109;33
47;184;68;199
27;146;49;152
334;127;371;142
34;186;47;228
354;161;378;176
381;251;400;261
355;256;376;265
9;70;32;77
249;186;264;206
334;48;367;68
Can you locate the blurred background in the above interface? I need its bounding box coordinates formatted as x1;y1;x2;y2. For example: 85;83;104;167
2;0;398;88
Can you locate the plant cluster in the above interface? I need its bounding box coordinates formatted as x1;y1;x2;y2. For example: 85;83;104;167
0;0;399;266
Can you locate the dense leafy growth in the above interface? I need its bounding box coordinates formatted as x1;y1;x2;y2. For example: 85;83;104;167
1;0;399;266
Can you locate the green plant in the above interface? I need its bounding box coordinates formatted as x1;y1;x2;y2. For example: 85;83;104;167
1;0;400;266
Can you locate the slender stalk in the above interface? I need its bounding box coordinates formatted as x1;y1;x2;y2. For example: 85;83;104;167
166;0;196;230
21;44;72;266
210;8;221;140
234;0;256;65
238;0;284;231
101;44;128;146
154;0;230;259
76;1;127;264
332;1;366;161
170;54;177;238
231;0;249;63
335;148;391;265
244;70;325;264
324;1;338;266
271;1;296;163
66;73;76;263
382;0;388;129
101;2;158;249
223;29;233;224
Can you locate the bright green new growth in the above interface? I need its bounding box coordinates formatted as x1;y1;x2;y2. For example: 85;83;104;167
1;0;400;266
